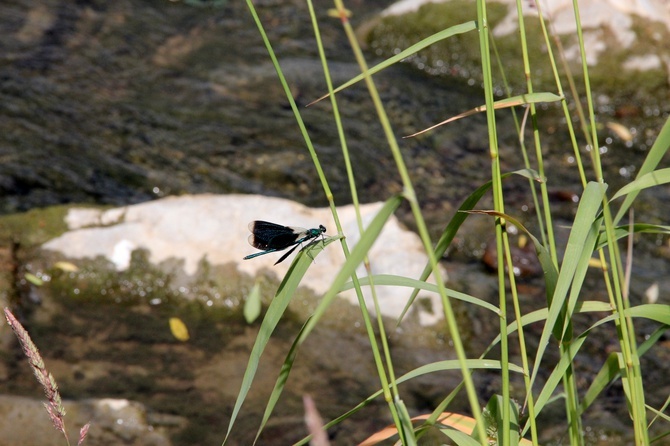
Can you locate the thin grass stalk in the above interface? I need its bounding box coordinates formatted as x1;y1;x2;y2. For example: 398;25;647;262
511;1;559;267
600;202;648;444
475;0;512;443
489;21;547;446
503;1;559;442
501;231;539;444
489;34;547;251
246;0;404;437
530;4;603;444
571;5;602;181
307;4;406;429
304;1;400;420
569;0;648;442
331;0;487;442
529;12;584;445
306;4;411;440
531;3;587;189
613;216;644;432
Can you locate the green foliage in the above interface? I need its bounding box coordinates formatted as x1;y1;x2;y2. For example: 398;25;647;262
224;0;670;445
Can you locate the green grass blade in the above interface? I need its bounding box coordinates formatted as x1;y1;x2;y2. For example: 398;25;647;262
561;215;601;341
310;21;477;105
614;116;670;224
244;282;262;324
579;324;666;417
341;274;500;314
610;167;670;201
596;223;670;249
523;304;670;435
397;169;541;324
301;194;403;342
524;336;587;435
292;358;524;446
528;182;607;390
222;236;340;444
253;317;312;445
395;397;418;446
441;429;481;446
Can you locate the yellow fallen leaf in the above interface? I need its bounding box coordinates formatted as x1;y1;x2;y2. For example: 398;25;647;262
606;121;633;142
518;234;528;249
25;273;43;286
54;261;79;272
169;317;190;341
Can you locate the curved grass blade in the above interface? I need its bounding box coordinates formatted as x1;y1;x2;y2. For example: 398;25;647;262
405;93;563;138
308;21;477;106
610;167;670;201
396;169;538;326
596;223;670;250
396;169;542;325
341;274;500;314
222;235;341;444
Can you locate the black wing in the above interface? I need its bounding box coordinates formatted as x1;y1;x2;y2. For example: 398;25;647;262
248;221;303;250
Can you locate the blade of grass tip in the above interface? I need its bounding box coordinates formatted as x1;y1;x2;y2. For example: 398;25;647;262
596;223;670;250
397;170;542;325
395;397;417;446
253;317;313;445
614;116;670;224
528;182;607;391
610;167;670;202
404;93;563;138
222;236;340;444
308;21;477;106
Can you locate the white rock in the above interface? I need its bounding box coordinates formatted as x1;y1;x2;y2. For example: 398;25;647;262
43;194;447;325
382;0;670;66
